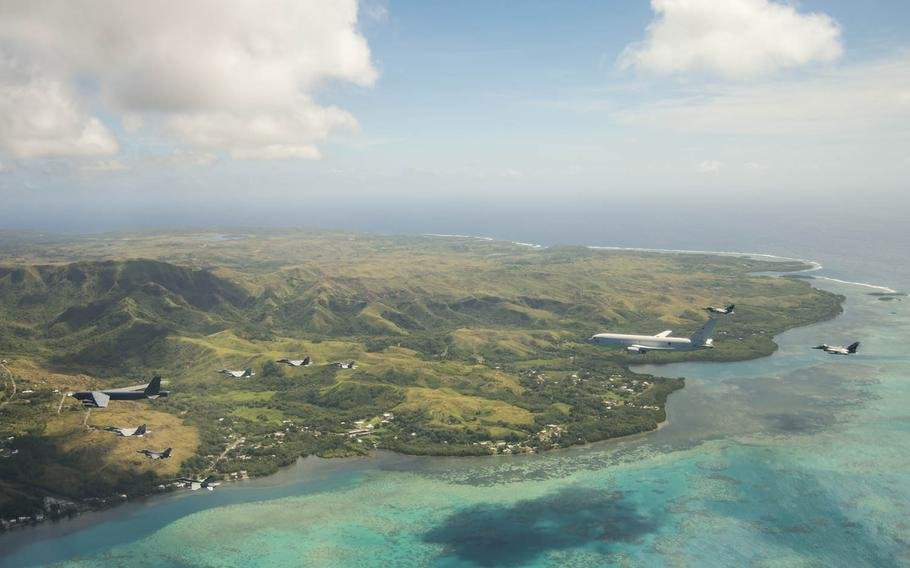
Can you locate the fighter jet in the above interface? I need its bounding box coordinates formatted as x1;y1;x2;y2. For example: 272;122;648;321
590;318;718;354
277;357;311;367
71;376;169;409
336;361;357;369
104;424;148;437
137;447;172;460
219;368;254;378
178;475;220;491
704;304;735;315
813;341;860;355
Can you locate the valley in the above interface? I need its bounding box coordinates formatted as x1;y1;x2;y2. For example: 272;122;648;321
0;231;843;522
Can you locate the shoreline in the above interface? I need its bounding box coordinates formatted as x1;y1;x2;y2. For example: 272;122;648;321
0;415;679;548
421;233;899;293
0;238;849;539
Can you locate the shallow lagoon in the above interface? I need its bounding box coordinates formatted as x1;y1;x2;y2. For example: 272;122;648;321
2;274;908;567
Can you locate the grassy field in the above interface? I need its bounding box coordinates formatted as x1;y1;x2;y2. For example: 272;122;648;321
0;230;843;519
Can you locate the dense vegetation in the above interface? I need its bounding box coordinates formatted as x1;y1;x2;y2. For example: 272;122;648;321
0;230;843;522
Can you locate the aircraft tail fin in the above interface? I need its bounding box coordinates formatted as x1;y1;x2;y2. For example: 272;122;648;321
690;318;718;346
135;424;147;436
847;341;860;353
144;376;161;396
303;356;310;365
243;368;253;377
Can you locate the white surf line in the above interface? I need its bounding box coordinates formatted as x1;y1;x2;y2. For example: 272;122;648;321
424;233;543;248
423;233;495;241
422;234;898;293
587;245;902;293
809;276;897;294
587;245;823;272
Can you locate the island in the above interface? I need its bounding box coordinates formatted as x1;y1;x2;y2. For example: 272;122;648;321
0;231;843;526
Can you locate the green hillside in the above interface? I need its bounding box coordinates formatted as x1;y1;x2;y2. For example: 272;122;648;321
0;231;843;519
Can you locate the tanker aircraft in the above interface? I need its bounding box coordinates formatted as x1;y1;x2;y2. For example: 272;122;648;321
590;318;718;354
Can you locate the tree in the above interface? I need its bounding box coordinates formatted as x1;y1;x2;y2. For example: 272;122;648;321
261;361;284;378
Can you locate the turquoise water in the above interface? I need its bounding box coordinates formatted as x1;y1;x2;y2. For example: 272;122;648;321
1;270;908;566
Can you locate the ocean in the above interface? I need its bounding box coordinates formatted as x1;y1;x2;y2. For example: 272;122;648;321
1;227;907;567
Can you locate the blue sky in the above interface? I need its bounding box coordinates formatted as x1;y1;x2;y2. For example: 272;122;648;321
0;1;908;232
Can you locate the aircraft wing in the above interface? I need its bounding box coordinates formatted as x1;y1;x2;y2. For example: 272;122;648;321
104;383;148;393
627;344;675;353
86;391;110;408
655;330;673;338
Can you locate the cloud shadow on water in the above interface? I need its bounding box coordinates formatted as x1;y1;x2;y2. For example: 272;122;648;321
422;488;659;566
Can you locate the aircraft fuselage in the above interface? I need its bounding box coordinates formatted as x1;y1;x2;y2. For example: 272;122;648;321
590;333;701;350
71;390;167;403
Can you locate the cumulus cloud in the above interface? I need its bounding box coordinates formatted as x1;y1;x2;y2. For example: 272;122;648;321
0;55;118;158
0;0;377;160
620;0;842;79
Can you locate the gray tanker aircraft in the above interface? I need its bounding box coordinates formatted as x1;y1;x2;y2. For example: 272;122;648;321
590;318;718;354
71;376;168;408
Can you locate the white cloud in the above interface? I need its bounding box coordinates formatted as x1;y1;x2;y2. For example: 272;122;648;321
121;115;144;133
0;55;118;158
0;0;376;160
154;150;218;169
620;0;842;79
78;159;129;173
361;0;389;23
166;98;357;159
697;160;723;174
615;54;910;136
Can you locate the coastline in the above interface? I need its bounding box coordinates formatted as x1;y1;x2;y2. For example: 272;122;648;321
0;236;854;538
422;233;900;293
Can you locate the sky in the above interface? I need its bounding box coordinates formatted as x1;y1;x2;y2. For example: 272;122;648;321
0;0;908;238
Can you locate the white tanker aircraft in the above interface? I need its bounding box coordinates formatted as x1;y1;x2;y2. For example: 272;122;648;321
589;318;718;354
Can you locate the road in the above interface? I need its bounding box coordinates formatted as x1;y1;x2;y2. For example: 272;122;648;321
206;436;245;475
